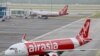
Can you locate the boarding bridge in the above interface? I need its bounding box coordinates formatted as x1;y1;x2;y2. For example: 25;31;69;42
0;7;6;18
10;9;27;17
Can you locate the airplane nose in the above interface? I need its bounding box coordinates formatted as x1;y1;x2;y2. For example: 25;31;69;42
4;50;15;56
5;50;10;56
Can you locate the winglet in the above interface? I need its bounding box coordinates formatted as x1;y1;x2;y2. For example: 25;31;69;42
22;34;27;42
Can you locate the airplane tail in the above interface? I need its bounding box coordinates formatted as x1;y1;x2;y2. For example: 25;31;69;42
76;18;91;45
59;5;68;16
78;18;90;39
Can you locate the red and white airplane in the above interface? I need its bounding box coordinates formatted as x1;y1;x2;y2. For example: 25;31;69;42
26;5;68;19
4;18;92;56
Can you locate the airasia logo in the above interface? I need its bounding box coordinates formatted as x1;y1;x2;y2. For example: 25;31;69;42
59;6;67;15
28;42;58;52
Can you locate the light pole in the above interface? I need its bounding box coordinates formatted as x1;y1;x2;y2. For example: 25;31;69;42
51;0;52;12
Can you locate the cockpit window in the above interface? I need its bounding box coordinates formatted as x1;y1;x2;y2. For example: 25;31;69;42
9;47;18;53
9;48;17;50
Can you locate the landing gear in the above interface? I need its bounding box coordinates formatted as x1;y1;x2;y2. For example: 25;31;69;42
38;15;48;19
24;16;28;19
43;16;48;19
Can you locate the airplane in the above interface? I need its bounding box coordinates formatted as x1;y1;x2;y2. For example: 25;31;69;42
4;18;92;56
25;5;68;19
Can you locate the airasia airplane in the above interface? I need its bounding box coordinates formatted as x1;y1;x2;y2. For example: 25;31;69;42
4;18;92;56
26;5;68;19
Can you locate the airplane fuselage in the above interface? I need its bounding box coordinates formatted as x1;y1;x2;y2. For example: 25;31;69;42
31;10;60;17
25;37;87;55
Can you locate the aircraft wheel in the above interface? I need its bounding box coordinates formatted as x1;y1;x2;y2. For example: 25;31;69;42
24;17;28;19
44;17;48;19
42;16;48;19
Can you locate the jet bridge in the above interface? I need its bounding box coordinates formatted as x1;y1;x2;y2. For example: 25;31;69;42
0;7;6;18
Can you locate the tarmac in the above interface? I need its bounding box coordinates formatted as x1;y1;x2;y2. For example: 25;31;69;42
32;18;100;56
0;13;100;56
0;15;82;55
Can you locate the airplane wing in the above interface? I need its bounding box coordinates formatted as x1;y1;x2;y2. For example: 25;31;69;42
45;49;99;52
43;49;99;56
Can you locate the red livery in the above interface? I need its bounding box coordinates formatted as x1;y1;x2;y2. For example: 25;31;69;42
4;18;92;56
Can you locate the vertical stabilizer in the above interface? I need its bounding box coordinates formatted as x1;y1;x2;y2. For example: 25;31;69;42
77;18;91;40
59;5;68;16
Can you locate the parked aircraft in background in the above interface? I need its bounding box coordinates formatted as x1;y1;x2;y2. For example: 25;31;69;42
25;5;68;19
0;5;68;21
4;18;92;56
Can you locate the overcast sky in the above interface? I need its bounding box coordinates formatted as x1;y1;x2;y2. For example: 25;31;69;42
0;0;100;4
